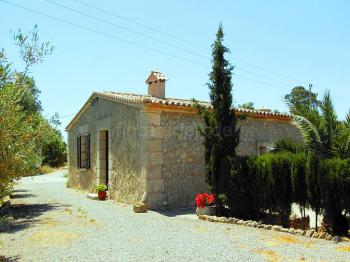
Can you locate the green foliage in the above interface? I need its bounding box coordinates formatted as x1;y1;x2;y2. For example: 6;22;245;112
318;158;350;235
0;84;43;198
291;153;308;218
226;153;293;225
42;122;67;167
306;154;322;229
284;86;320;111
225;156;260;220
264;153;293;227
96;184;107;192
270;139;304;154
194;24;240;212
13;24;54;76
292;91;350;160
0;26;60;198
238;102;255;110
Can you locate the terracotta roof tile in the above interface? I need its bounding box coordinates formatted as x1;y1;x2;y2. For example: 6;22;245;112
95;91;291;118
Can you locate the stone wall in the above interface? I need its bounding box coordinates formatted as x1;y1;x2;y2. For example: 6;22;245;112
237;117;303;156
157;111;208;208
151;111;302;208
67;98;147;204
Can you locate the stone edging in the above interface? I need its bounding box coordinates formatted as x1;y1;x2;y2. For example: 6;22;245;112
198;215;350;243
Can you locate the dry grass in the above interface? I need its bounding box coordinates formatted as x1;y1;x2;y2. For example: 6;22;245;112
37;218;62;226
28;231;78;246
64;208;72;215
39;165;56;174
253;249;280;262
336;246;350;252
275;235;302;244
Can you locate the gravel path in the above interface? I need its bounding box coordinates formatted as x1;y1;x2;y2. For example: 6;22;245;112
1;171;350;262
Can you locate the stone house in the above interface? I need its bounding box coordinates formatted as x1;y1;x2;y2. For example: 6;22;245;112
66;71;301;209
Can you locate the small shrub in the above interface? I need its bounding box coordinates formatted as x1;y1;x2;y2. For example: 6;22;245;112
39;165;55;174
95;184;107;192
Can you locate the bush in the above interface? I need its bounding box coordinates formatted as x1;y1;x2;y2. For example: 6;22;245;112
41;126;67;167
265;153;293;227
291;153;308;218
224;156;260;220
225;153;293;225
306;154;322;230
318;158;350;235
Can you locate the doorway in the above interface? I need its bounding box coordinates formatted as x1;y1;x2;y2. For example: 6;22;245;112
99;130;109;187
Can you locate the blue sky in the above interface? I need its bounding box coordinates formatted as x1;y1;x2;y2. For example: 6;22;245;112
1;0;349;139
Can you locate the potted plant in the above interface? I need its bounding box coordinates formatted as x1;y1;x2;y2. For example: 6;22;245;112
195;193;215;216
96;184;108;200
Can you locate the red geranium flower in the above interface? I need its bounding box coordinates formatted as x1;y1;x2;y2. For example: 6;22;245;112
195;193;215;207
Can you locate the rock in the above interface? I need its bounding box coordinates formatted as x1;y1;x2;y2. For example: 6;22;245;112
227;218;236;224
332;236;341;242
264;225;272;230
312;232;319;238
87;193;98;200
318;232;326;239
133;202;148;213
208;216;215;222
242;221;250;226
325;233;333;241
288;228;295;234
294;229;305;236
341;237;350;242
257;224;265;229
237;220;244;225
306;230;315;237
272;225;282;232
217;217;227;223
251;221;258;227
280;228;290;233
198;215;207;220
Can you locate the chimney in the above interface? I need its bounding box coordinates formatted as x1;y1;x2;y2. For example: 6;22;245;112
145;71;167;99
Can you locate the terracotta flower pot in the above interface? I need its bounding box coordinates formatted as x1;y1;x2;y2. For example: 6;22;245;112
98;191;107;200
196;206;215;216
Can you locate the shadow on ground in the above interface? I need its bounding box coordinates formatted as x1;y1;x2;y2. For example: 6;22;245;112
0;255;20;262
10;193;37;199
157;207;195;217
1;203;62;233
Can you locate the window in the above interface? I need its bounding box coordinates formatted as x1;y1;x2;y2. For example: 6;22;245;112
77;134;90;169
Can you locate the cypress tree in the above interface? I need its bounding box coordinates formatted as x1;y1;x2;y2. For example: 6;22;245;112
196;24;240;214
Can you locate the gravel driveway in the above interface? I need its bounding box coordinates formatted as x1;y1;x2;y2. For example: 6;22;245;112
1;171;350;262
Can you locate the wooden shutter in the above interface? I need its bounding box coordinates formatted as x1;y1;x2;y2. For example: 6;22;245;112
77;136;81;168
87;134;91;169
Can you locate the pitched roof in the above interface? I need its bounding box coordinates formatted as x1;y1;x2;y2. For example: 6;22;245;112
96;91;290;116
66;91;291;130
